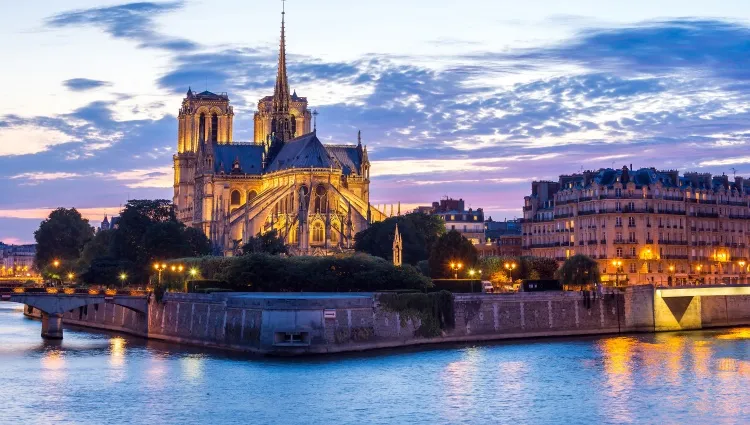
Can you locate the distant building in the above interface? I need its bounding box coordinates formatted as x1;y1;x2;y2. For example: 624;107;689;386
522;166;750;286
1;243;36;276
420;198;485;244
98;214;120;232
477;218;522;257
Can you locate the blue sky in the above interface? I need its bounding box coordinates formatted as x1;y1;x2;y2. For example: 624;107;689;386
3;1;750;243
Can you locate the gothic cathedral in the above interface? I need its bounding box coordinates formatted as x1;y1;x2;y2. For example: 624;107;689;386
173;9;385;256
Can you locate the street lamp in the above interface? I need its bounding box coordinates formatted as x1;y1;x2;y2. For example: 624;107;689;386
739;260;747;284
153;263;167;285
449;262;463;279
119;273;128;288
67;272;74;284
611;260;623;286
53;260;60;268
504;262;517;282
668;265;675;287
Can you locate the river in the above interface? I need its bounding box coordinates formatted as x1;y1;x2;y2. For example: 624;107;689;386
1;303;750;424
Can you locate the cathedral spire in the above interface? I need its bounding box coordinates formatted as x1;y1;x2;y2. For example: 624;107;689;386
272;5;290;115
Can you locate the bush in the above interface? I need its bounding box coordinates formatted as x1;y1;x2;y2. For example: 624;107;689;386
164;253;432;292
431;279;483;293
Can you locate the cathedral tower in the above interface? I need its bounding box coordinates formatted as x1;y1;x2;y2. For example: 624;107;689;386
174;89;234;223
253;8;312;145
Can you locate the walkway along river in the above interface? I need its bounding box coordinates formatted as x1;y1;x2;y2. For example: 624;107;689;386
2;302;750;424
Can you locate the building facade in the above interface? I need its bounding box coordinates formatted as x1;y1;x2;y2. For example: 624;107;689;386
424;198;485;244
173;10;384;256
1;244;36;276
477;219;522;257
523;166;750;286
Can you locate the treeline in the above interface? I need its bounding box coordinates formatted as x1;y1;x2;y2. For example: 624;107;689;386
34;200;211;285
162;254;431;292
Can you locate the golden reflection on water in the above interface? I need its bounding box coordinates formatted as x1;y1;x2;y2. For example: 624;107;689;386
41;349;65;382
108;337;127;383
717;328;750;340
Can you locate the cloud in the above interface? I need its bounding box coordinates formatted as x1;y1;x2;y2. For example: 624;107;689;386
0;126;72;156
46;1;196;52
513;19;750;82
63;78;112;92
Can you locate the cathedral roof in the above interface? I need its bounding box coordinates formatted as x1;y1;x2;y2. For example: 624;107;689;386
213;144;265;174
265;132;336;172
194;90;228;100
326;145;362;176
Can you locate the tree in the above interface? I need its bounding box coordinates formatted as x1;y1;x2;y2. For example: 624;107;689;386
354;213;444;265
527;256;559;279
242;229;288;255
111;199;177;267
78;229;115;271
428;230;478;278
34;207;94;270
110;199;210;283
556;254;600;289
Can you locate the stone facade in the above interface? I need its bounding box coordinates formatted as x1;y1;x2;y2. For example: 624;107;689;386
523;166;750;285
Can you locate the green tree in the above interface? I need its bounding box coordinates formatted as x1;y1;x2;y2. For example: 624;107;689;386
242;229;288;255
34;207;94;271
354;213;444;264
110;199;210;283
78;229;115;271
527;256;559;279
556;254;600;289
428;230;478;278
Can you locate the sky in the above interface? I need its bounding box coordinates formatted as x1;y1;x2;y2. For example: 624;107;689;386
3;0;750;243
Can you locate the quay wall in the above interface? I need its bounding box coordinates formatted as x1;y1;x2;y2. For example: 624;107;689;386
24;286;659;355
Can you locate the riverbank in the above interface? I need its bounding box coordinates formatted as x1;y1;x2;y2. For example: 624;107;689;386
23;285;750;355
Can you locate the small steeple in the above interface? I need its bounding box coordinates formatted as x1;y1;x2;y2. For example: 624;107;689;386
393;224;403;267
187;86;193;97
357;130;362;147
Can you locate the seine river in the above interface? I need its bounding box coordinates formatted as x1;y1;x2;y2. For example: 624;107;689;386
2;303;750;425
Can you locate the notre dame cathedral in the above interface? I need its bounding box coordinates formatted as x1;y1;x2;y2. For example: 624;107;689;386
172;9;385;256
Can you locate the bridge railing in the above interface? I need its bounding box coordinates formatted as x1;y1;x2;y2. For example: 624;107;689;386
0;287;149;297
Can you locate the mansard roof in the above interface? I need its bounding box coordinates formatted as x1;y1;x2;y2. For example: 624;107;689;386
552;167;750;193
265;132;335;172
213;144;264;175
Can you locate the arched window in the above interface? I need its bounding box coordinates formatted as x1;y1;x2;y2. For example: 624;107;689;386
330;228;338;243
247;190;257;203
230;190;241;206
199;113;206;142
299;186;310;210
290;115;297;137
314;185;327;213
312;222;324;243
211;113;219;142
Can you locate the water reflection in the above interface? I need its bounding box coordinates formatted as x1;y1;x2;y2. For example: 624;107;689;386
2;303;750;424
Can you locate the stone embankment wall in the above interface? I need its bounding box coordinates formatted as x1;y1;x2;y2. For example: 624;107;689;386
24;286;661;355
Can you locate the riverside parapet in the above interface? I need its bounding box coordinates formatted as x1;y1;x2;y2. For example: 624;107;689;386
24;285;750;355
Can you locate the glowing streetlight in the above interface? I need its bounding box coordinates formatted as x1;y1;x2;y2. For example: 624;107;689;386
67;272;74;283
612;260;623;286
53;260;60;268
189;268;198;277
504;262;517;281
449;262;463;279
153;263;167;285
119;273;127;287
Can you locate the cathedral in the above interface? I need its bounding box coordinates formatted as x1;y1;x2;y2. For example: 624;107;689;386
172;9;384;256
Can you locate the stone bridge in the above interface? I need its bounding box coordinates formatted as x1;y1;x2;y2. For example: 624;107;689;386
1;288;148;339
654;285;750;331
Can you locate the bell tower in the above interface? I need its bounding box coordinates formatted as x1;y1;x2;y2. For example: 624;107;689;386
174;88;234;225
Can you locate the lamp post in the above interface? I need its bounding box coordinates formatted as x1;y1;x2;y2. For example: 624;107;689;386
119;273;128;288
504;262;517;282
153;263;167;285
449;262;463;279
668;265;675;287
739;260;746;284
612;260;623;286
696;264;703;286
66;272;74;285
